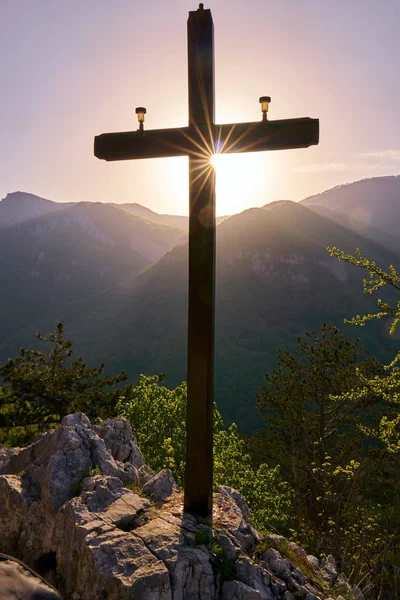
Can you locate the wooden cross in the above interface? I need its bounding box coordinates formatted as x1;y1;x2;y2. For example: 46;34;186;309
94;3;319;517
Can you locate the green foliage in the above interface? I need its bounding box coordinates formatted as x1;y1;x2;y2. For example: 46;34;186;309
194;528;212;546
0;322;127;445
256;324;383;536
254;323;400;595
194;530;235;582
327;247;400;452
324;247;400;595
69;465;103;498
116;373;224;488
124;482;147;497
116;375;189;485
209;538;235;582
327;247;400;334
214;423;292;533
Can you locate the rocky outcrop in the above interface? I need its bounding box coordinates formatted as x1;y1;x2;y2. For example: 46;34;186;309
0;414;350;600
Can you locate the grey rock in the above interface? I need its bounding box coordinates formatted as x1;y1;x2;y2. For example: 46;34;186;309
282;558;294;571
270;577;287;597
0;554;62;599
222;580;264;599
321;554;336;569
81;475;149;528
172;547;215;600
353;586;365;600
142;468;179;501
0;444;18;472
287;541;307;557
305;594;322;600
306;555;320;568
333;579;353;597
0;476;31;556
320;553;338;585
283;574;300;592
84;528;171;599
137;464;154;486
1;414;143;513
61;413;91;427
304;583;324;597
263;548;291;578
0;414;342;600
263;548;283;563
235;529;258;554
293;566;308;585
94;417;145;468
235;556;274;599
215;485;252;523
0;432;50;476
214;533;241;562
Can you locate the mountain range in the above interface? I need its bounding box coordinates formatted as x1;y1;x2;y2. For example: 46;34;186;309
0;176;399;432
0;194;185;340
302;175;400;239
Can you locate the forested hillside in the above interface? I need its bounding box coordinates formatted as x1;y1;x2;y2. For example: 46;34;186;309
1;196;398;432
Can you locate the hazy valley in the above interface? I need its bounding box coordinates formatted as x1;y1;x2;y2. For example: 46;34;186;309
1;176;399;432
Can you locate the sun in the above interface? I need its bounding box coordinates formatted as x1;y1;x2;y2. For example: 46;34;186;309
210;152;276;216
210;153;221;169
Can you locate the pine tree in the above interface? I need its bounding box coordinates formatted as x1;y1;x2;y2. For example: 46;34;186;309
0;322;127;442
255;324;384;552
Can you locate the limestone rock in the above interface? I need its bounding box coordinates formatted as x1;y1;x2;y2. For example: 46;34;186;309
293;566;308;585
353;586;365;600
0;553;62;599
172;547;216;600
235;555;274;599
137;464;154;486
142;468;179;501
222;580;265;599
319;554;338;585
287;541;307;557
306;555;320;569
0;413;346;600
93;417;145;468
61;413;91;428
215;485;252;524
213;533;241;563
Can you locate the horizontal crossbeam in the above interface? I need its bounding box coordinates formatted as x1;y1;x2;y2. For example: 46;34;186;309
94;117;319;162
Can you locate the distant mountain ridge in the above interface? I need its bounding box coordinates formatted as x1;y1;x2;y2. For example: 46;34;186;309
0;191;74;228
304;204;399;254
0;191;227;233
302;175;400;238
0;198;186;342
114;203;189;231
115;202;229;231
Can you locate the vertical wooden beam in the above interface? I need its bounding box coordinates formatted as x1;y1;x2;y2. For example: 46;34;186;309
184;4;215;517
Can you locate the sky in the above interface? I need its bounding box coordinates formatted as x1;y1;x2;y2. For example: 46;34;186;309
1;0;400;216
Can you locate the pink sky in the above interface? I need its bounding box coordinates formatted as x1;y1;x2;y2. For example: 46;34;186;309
1;0;400;216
